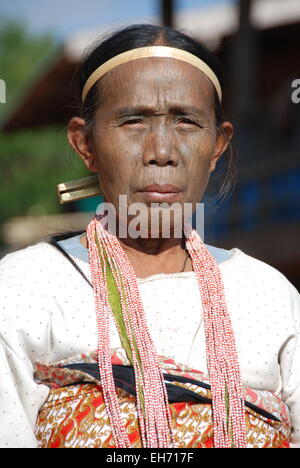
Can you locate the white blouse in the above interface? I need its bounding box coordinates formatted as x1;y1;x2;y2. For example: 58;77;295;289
0;234;299;448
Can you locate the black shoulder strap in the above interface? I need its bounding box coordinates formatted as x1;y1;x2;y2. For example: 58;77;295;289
47;232;92;288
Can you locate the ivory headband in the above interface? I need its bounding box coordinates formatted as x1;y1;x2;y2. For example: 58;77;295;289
82;45;222;103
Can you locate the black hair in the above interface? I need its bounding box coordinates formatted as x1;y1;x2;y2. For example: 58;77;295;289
73;23;236;204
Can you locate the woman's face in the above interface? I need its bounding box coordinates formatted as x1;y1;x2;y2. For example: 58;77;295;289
69;57;233;230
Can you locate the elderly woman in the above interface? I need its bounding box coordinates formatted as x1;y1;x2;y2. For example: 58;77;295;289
0;24;299;449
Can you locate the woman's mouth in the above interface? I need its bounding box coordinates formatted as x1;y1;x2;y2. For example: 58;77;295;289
137;184;183;203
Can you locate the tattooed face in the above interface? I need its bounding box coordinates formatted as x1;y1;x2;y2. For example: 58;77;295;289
68;57;233;233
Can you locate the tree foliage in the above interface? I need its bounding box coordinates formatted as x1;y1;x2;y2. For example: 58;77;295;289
0;19;88;245
0;18;58;121
0;126;87;222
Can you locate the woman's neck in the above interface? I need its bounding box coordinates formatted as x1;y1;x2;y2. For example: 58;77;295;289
80;231;192;278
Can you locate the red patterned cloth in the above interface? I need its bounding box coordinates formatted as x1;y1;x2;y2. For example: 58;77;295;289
34;350;291;448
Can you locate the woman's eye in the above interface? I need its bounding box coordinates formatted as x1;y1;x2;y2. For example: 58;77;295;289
122;118;144;126
177;118;199;128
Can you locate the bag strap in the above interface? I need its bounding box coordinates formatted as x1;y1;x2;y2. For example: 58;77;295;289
47;232;92;287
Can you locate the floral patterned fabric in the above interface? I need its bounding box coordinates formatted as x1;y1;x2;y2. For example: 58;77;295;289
34;349;291;448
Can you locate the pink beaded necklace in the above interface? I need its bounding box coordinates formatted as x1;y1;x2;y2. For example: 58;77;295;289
87;215;247;448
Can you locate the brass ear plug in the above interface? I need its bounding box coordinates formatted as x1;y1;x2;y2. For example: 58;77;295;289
57;175;102;204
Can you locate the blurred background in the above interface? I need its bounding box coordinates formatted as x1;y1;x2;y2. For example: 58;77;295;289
0;0;299;288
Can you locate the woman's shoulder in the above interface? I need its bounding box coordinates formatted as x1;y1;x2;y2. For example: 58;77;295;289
217;245;299;307
1;241;52;266
223;245;289;278
0;241;67;289
0;243;62;326
0;234;89;293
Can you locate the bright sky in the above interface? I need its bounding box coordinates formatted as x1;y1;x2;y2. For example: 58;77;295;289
0;0;233;40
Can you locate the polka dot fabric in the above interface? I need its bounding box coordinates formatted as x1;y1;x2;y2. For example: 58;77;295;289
0;236;299;447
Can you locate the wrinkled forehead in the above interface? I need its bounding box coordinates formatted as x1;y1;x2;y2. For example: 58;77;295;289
98;57;216;111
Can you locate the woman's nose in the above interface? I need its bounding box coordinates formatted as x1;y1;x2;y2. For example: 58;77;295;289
142;125;179;167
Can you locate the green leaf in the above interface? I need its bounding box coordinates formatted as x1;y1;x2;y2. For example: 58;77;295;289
95;233;145;411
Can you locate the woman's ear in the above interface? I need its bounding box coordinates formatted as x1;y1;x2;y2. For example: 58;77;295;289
67;117;98;173
210;121;234;173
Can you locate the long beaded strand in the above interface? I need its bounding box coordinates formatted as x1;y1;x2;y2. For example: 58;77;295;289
88;217;173;448
99;226;173;447
87;220;131;447
184;224;247;448
87;215;247;448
